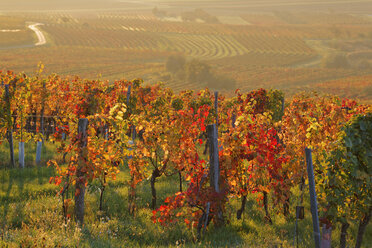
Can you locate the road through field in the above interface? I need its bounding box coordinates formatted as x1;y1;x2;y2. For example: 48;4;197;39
28;23;46;46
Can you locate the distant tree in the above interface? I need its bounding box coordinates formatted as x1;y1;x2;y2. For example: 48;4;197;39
185;59;211;84
180;9;219;24
165;57;234;89
194;9;220;24
61;17;70;23
166;55;186;74
181;11;196;22
174;70;186;81
152;7;167;18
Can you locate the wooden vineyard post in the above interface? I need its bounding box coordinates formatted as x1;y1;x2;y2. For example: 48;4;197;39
4;85;15;167
36;82;45;165
126;84;131;105
305;148;321;248
75;118;88;226
207;124;224;226
36;140;42;164
126;85;136;140
207;124;219;192
19;110;25;168
197;124;223;240
321;224;332;248
214;91;218;127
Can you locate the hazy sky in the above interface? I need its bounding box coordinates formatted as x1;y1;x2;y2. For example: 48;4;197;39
0;0;371;13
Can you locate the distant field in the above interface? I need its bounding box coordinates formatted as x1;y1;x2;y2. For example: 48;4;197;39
0;10;371;101
0;16;35;47
315;75;372;103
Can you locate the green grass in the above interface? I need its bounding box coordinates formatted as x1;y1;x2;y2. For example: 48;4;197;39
0;142;371;247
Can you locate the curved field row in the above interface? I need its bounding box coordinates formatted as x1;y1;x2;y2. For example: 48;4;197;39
163;33;248;59
43;23;252;59
233;33;314;55
95;16;372;41
43;21;315;59
41;13;318;59
42;25;169;50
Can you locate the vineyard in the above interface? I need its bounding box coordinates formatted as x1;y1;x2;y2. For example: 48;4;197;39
35;13;315;59
1;10;372;103
0;70;371;247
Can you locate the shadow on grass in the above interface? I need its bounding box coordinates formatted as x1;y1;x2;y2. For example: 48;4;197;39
0;169;26;229
0;166;56;230
1;170;13;233
82;228;115;248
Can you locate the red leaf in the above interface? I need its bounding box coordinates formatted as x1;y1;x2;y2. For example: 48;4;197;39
159;205;166;211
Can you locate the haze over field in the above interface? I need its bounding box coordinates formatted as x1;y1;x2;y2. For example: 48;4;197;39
1;0;372;12
0;0;371;102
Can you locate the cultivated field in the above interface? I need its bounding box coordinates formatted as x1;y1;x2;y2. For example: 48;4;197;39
0;2;372;101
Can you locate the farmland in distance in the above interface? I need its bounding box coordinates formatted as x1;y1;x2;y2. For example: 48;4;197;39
0;1;372;102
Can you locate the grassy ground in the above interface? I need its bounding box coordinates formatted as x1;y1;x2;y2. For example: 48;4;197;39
0;141;371;247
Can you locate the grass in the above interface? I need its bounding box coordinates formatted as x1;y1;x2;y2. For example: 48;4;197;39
0;141;371;247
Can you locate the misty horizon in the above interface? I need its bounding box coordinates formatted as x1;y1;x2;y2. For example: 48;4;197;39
1;0;372;13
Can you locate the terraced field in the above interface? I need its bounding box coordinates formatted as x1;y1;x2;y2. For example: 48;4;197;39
31;12;317;60
0;10;371;102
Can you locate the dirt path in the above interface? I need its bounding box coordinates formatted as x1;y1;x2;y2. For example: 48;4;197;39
28;23;46;46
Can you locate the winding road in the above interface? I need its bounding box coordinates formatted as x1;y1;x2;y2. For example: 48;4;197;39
28;23;46;46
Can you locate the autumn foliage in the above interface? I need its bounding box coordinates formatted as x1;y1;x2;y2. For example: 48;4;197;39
0;69;371;245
